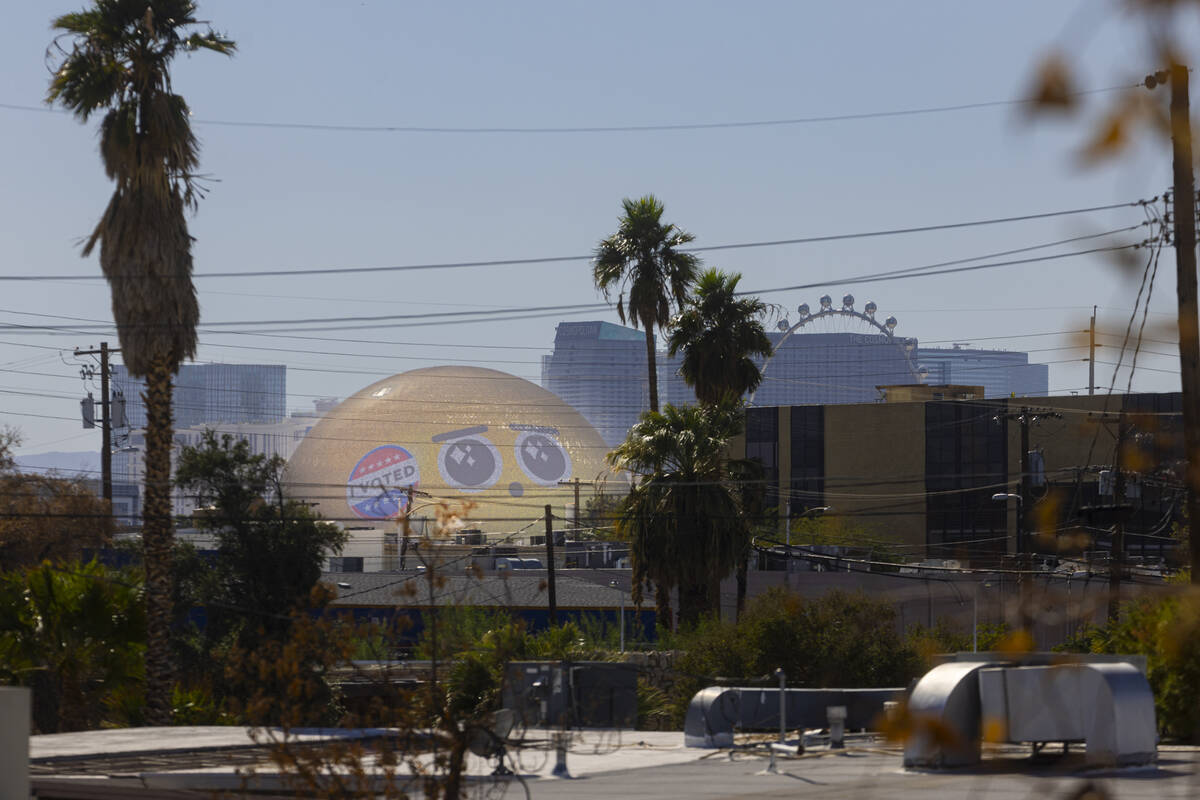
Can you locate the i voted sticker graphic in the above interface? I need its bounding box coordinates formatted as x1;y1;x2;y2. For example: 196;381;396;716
346;444;420;519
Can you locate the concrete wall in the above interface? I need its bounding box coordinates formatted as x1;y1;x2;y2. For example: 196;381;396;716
713;568;1174;650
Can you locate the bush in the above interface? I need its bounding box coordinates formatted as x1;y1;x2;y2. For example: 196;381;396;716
1057;588;1200;742
906;620;1011;670
663;588;921;727
0;560;144;732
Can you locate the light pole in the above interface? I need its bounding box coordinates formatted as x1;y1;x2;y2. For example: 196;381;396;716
992;492;1029;630
609;579;625;652
991;493;1023;557
972;580;993;652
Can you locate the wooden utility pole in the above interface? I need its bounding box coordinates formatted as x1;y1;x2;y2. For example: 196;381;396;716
998;405;1060;630
1019;409;1032;560
1089;307;1097;396
1018;409;1033;630
1108;414;1129;621
544;504;558;626
558;477;586;531
572;477;580;529
399;485;414;570
74;342;118;510
1166;64;1200;584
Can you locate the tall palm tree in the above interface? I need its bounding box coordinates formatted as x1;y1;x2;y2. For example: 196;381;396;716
667;268;773;406
47;0;234;725
608;402;749;629
594;195;700;412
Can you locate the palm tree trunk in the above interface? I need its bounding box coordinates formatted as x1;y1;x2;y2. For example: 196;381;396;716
677;580;707;629
655;581;672;634
142;354;175;725
643;323;660;412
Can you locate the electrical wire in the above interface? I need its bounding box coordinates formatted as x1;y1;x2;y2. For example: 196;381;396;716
0;82;1135;135
0;201;1149;283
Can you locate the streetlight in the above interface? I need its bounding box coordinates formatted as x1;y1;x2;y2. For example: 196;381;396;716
609;579;625;653
991;492;1023;557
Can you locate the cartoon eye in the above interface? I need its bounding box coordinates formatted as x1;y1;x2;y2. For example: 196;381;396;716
513;430;571;487
434;426;502;492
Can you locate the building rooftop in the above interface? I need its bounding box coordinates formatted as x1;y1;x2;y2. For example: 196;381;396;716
28;726;1200;799
325;570;633;609
876;384;986;402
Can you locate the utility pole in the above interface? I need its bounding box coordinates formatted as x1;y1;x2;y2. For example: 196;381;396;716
1109;413;1129;621
399;485;414;570
996;405;1060;630
1018;409;1033;631
74;342;119;510
1019;409;1032;560
558;477;601;537
1089;306;1097;396
1167;64;1200;584
571;477;580;530
544;504;558;626
1085;411;1137;621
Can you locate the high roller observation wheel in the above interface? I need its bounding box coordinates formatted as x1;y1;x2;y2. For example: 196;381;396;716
747;292;923;405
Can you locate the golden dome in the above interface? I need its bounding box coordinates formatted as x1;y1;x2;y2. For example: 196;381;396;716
286;366;613;531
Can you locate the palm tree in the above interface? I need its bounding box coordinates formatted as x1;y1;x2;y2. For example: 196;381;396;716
667;268;773;406
608;402;749;629
47;0;234;725
594;195;701;412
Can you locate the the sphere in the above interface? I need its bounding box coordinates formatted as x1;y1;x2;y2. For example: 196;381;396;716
842;294;855;308
819;294;833;309
797;303;810;317
286;366;613;531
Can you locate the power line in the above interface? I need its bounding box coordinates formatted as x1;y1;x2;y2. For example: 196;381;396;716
0;201;1149;282
0;83;1135;135
0;242;1147;336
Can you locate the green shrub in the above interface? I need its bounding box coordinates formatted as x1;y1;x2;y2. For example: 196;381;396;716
906;620;1011;669
663;588;921;728
0;560;145;732
1057;589;1200;742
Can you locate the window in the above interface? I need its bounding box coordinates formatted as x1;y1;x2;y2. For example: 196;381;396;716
925;401;1007;564
790;406;824;512
746;407;779;514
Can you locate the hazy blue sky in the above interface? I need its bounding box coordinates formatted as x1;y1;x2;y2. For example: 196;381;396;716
1;0;1194;454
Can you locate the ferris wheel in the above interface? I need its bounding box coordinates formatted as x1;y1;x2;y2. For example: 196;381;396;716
749;293;924;404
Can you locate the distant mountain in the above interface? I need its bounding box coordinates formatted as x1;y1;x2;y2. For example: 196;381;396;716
13;450;100;476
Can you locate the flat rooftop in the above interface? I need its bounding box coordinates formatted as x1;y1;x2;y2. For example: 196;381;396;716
29;727;1200;799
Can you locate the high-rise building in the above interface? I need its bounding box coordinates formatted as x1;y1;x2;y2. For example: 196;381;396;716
541;321;650;447
916;346;1049;398
109;363;290;524
747;331;920;407
112;363;287;429
545;319;1050;446
112;402;326;524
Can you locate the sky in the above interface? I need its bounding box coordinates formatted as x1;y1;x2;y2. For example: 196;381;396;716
1;0;1196;456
